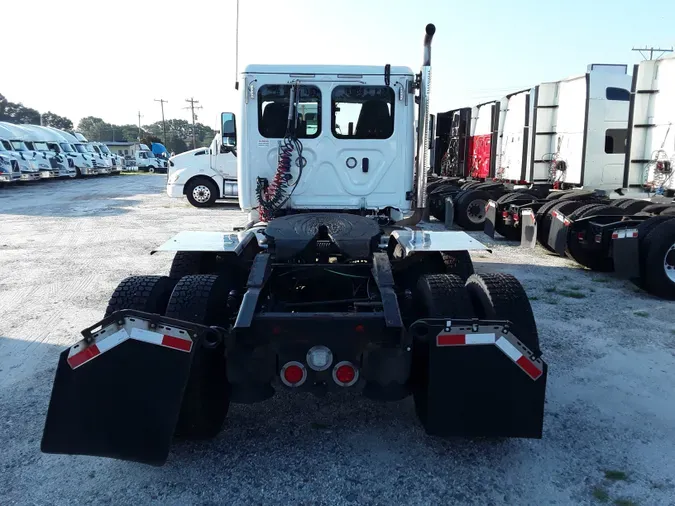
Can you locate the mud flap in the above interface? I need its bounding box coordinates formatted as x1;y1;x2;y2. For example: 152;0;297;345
411;319;546;438
548;211;569;256
611;228;640;279
484;200;497;238
41;310;213;466
520;209;537;249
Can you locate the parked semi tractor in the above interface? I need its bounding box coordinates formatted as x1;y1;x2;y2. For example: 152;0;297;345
0;123;41;182
482;58;675;299
25;126;98;177
0;122;62;178
41;24;547;466
167;131;238;207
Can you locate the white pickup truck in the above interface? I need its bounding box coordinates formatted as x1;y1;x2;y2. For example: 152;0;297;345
166;118;238;207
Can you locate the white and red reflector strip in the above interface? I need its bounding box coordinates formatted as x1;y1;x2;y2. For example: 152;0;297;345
612;229;638;240
436;331;543;380
67;327;193;369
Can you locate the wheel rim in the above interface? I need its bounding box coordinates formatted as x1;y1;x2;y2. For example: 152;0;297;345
148;167;155;173
192;185;211;203
466;199;487;224
665;244;675;283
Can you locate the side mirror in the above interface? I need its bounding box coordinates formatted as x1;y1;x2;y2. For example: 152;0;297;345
221;112;237;147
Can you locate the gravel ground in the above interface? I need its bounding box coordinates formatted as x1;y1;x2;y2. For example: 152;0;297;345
1;175;674;506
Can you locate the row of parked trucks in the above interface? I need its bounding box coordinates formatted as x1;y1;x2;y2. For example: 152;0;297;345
0;122;128;183
427;57;675;300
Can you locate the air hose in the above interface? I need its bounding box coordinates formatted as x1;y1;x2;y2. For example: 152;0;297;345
257;82;304;221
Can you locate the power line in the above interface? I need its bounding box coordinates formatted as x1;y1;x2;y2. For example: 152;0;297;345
632;46;674;60
183;98;203;149
154;99;169;146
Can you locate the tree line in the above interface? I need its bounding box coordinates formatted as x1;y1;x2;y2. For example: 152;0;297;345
1;92;216;155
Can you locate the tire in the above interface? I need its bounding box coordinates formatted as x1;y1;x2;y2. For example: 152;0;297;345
641;220;675;299
496;192;537;205
104;275;177;318
544;191;570;200
464;273;540;355
186;178;218;207
659;206;675;216
455;189;491;230
537;200;588;249
169;251;216;280
412;274;474;428
619;200;652;215
558;189;596;201
536;199;567;250
475;182;504;191
565;205;623;271
640;204;673;215
148;167;155;173
165;274;235;439
610;198;635;207
440;251;474;280
461;181;482;190
637;216;675;281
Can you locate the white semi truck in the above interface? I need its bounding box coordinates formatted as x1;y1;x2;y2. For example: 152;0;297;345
41;24;548;467
0;123;41;181
166;132;238;206
0;122;61;178
26;126;97;177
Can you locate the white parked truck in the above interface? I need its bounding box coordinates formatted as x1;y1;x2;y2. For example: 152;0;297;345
27;125;97;177
41;24;548;466
166;132;238;206
0;122;62;178
0;123;41;181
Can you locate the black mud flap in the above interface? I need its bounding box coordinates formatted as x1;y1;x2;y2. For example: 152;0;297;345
484;200;497;238
444;196;455;229
41;310;212;466
411;319;546;438
520;209;537;249
611;228;640;279
548;210;569;256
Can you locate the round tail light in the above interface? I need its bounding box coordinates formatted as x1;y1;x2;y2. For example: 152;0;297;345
333;361;359;387
281;361;307;387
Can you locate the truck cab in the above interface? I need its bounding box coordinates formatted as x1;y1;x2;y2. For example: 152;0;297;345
166;132;238;206
69;132;112;174
92;142;124;173
134;143;164;172
0;123;41;181
0;142;21;183
2;124;62;178
29;126;97;177
234;65;416;222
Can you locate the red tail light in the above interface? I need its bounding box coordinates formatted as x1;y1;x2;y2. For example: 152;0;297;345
281;361;307;387
332;361;359;387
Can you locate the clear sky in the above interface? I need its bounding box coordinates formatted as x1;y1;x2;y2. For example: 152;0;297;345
3;0;672;130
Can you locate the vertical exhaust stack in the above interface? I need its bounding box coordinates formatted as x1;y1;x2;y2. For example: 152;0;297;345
415;23;436;221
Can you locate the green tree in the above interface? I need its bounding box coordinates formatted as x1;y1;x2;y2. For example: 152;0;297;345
140;134;162;148
77;116;109;141
0;95;41;124
41;111;73;130
166;135;189;154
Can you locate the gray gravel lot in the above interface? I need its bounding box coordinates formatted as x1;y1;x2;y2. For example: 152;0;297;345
1;175;674;505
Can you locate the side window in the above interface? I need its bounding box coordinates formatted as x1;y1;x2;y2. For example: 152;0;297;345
258;85;321;139
332;86;394;139
605;129;627;154
606;87;630;101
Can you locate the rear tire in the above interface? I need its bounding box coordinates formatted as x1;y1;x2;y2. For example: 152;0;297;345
455;189;491;230
169;251;214;279
165;274;235;439
104;275;177;318
640;220;675;299
412;274;474;430
464;273;540;355
566;205;624;271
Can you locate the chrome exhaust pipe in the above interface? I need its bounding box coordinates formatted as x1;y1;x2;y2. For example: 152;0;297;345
398;23;436;226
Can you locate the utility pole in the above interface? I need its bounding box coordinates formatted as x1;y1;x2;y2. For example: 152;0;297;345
184;97;203;149
154;98;168;145
137;111;143;141
632;46;674;60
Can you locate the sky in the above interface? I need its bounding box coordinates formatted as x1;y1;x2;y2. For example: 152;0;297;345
3;0;673;131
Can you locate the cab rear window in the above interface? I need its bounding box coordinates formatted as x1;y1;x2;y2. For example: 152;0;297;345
331;86;394;139
258;85;321;139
